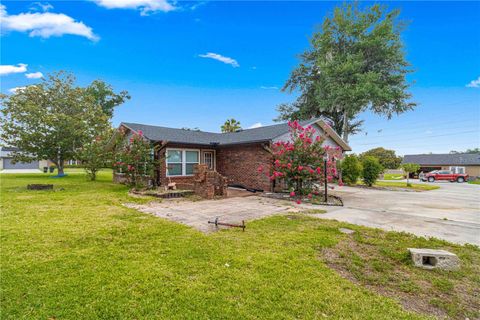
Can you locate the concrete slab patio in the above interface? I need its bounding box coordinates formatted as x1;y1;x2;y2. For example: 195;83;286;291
125;196;300;233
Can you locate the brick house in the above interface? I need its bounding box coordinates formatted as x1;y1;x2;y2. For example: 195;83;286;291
113;118;351;192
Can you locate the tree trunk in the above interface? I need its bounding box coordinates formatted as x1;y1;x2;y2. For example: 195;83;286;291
57;159;65;175
341;110;349;143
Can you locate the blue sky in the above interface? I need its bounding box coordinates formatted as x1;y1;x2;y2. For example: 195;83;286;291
1;0;479;155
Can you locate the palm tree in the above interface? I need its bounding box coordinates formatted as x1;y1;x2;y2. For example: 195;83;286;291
221;118;241;133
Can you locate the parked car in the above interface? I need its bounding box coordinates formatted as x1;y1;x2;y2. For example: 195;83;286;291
423;170;469;183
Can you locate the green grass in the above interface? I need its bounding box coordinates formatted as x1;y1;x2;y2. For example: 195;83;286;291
383;173;405;180
1;170;478;319
468;179;480;185
374;181;440;191
300;209;327;214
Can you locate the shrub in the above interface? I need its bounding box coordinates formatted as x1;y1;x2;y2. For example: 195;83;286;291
362;156;383;187
341;154;362;185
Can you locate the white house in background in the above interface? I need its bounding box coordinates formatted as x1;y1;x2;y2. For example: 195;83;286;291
0;147;48;170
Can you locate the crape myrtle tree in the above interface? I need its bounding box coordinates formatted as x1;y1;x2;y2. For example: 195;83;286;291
113;130;158;190
78;131;113;181
278;3;416;142
0;72;129;176
258;120;343;204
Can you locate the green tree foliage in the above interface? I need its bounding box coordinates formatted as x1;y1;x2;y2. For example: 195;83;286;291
279;3;416;142
78;133;112;181
85;80;130;118
450;148;480;154
360;147;402;169
221;118;241;133
401;163;420;186
341;154;363;185
362;156;384;187
0;72;128;176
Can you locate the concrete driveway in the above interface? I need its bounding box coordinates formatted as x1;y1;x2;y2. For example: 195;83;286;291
126;182;479;245
326;182;480;245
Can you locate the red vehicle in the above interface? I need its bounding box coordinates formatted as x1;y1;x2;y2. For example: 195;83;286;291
423;170;469;183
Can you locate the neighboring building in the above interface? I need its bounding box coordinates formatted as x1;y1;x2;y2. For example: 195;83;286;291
113;118;351;192
403;153;480;178
0;147;48;170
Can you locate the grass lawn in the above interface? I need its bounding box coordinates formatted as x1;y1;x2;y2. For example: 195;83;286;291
383;173;405;180
374;181;440;191
1;170;478;319
355;180;440;191
468;179;480;185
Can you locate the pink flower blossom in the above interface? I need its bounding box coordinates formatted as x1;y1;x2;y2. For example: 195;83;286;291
296;199;302;204
257;166;263;173
290;191;295;197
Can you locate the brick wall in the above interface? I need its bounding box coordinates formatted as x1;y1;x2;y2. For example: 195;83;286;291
156;143;215;189
216;143;273;192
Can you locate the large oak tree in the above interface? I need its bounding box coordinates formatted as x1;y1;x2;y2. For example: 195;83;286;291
0;72;129;175
279;3;416;142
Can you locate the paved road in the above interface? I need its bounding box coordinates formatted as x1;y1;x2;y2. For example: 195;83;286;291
0;169;42;174
326;182;480;245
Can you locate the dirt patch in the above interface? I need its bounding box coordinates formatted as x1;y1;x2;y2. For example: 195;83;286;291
320;233;480;319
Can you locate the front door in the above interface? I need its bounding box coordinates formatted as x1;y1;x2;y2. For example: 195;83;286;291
203;151;214;170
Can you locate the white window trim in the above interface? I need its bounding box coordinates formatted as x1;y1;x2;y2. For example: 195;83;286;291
202;149;216;171
166;148;200;177
449;166;465;174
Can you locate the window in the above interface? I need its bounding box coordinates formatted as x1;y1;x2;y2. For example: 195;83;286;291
166;149;199;176
203;151;214;170
185;151;199;175
450;166;465;174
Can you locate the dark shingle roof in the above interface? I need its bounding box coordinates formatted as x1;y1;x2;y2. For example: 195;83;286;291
403;153;480;166
121;119;315;146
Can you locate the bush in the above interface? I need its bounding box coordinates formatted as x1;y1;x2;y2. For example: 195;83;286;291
341;154;362;185
362;156;383;187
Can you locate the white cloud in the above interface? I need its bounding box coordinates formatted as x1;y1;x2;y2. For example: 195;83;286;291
30;2;54;12
0;4;99;41
466;76;480;88
8;86;26;93
198;52;239;68
260;86;278;90
0;63;28;76
25;72;43;79
248;122;263;129
92;0;176;15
